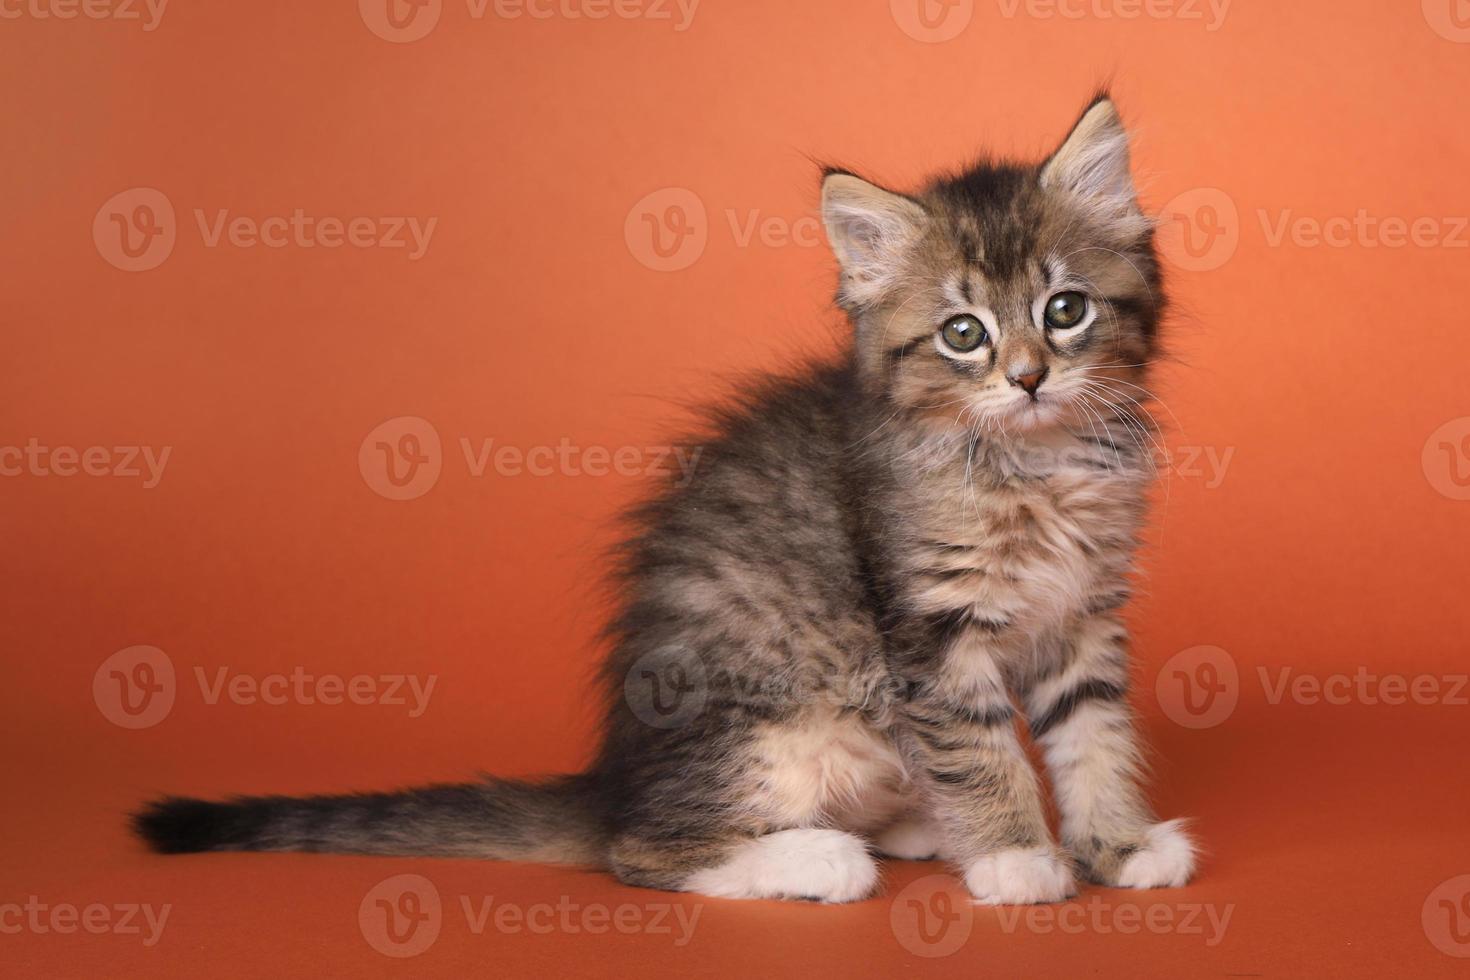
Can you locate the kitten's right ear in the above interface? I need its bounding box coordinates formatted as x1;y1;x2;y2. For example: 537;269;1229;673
821;172;927;307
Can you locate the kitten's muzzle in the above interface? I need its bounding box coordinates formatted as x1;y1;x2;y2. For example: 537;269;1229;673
1007;366;1049;398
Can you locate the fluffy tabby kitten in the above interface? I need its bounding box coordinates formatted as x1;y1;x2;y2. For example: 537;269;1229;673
135;95;1196;905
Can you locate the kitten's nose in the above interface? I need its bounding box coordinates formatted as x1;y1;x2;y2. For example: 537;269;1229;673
1007;366;1049;396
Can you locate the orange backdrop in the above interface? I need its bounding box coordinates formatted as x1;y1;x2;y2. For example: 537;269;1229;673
4;0;1470;976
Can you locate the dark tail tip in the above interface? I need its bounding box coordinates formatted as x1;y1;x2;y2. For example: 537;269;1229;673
132;796;249;854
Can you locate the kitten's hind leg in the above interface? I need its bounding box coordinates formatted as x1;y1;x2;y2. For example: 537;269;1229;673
611;829;879;903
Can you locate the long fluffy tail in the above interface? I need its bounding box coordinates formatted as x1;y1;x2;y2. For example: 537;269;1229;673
131;774;606;865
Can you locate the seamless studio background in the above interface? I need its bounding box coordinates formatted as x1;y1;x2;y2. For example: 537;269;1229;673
3;1;1469;976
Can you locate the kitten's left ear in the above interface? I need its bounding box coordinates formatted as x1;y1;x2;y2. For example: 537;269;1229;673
1040;96;1139;214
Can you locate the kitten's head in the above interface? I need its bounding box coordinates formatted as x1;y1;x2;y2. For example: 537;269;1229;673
822;95;1162;437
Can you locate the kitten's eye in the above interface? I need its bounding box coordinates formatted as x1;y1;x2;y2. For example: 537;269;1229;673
940;314;989;353
1043;291;1089;330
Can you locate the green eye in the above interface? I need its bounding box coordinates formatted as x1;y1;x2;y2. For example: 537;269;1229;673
940;314;988;353
1043;291;1089;330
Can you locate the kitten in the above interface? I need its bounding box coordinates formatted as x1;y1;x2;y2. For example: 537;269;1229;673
134;94;1196;905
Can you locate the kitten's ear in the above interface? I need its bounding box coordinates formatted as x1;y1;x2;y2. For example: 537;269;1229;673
1040;97;1138;214
821;172;927;306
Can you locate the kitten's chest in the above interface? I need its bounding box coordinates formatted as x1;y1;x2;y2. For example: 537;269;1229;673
898;443;1147;630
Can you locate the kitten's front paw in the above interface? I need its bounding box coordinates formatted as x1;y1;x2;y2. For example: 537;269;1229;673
963;846;1076;905
1113;819;1197;889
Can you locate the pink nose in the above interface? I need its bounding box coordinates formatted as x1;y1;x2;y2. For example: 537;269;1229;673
1008;367;1048;395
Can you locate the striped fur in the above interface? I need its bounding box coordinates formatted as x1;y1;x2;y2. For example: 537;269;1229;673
132;95;1195;904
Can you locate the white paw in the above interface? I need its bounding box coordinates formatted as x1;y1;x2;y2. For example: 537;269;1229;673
874;818;944;860
964;846;1076;905
1116;819;1196;889
685;829;879;903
